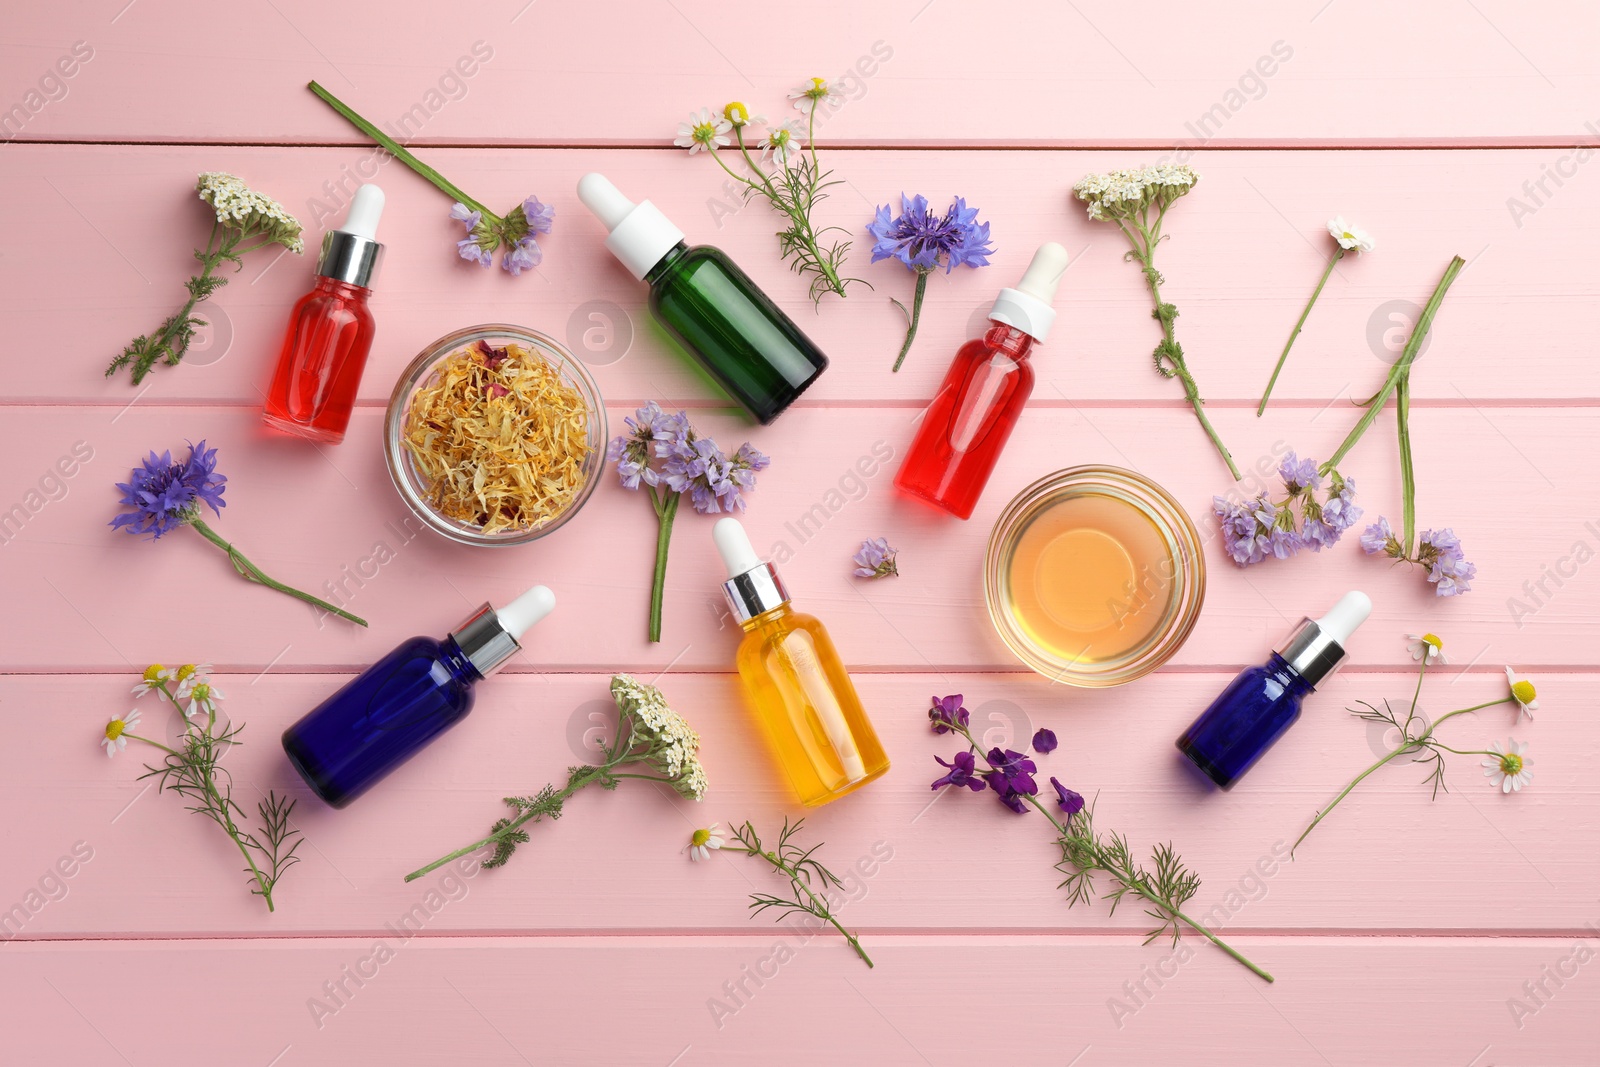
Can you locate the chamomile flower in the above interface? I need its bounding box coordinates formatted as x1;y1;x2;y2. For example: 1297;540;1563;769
686;823;725;862
722;102;765;128
1406;633;1447;665
171;662;212;699
1504;667;1539;722
789;77;842;115
183;681;225;722
1327;216;1376;254
1482;738;1532;793
674;107;732;154
760;119;805;167
102;708;142;758
132;664;174;700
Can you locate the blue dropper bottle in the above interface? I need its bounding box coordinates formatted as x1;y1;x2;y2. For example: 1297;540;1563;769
283;584;556;808
1177;591;1371;789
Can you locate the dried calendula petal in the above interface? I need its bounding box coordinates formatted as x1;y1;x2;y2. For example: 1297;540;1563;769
402;339;592;534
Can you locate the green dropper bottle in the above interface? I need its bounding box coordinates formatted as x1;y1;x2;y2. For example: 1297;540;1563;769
577;172;829;424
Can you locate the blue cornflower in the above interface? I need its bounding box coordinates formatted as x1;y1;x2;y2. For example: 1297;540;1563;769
110;441;226;539
866;193;994;371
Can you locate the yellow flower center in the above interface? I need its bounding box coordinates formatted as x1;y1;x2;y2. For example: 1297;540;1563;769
693;121;718;143
105;719;126;741
1511;679;1537;705
192;683;211;702
691;828;712;847
1421;633;1442;653
1499;752;1524;775
807;77;829;98
142;664;165;683
769;128;792;145
723;102;749;125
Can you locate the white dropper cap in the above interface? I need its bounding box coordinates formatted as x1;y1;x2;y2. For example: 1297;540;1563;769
577;172;686;281
713;517;762;577
1315;590;1372;644
341;184;385;239
497;584;557;640
988;241;1070;342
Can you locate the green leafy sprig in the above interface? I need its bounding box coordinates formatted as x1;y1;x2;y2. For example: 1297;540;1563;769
405;675;707;882
724;818;872;968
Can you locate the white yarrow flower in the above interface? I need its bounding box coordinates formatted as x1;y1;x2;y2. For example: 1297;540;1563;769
197;172;304;254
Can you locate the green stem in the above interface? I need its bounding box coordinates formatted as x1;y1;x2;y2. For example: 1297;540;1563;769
1319;255;1465;476
403;766;606;882
1142;265;1242;481
1259;248;1343;416
890;270;929;372
647;491;680;644
308;81;494;219
725;844;873;967
1397;372;1416;557
187;518;367;627
729;124;844;299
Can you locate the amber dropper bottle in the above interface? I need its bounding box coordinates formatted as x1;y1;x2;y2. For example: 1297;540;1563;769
714;517;889;806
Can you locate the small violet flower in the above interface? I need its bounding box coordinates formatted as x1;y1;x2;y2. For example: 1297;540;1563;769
1213;453;1361;567
981;747;1038;813
1032;728;1058;755
449;194;554;275
1360;518;1476;597
1049;777;1086;819
929;694;968;734
931;751;986;793
867;194;994;371
852;537;899;579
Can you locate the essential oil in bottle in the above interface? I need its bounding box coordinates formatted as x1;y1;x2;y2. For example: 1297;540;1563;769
1177;591;1371;789
282;584;555;808
713;518;888;805
262;184;385;444
576;172;828;424
895;242;1069;519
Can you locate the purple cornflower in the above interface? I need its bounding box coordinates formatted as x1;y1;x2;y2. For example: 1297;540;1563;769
931;751;986;792
1214;454;1359;567
867;193;994;371
110;441;226;539
1049;777;1086;819
852;537;899;579
1032;728;1058;755
929;694;968;734
867;194;994;272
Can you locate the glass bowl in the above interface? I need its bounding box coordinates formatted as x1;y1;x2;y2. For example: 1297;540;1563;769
984;465;1205;687
384;324;607;547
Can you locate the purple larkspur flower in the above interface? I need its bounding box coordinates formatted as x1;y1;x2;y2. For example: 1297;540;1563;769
1420;528;1476;597
867;194;994;273
931;750;986;792
1049;777;1085;819
852;537;899;579
931;695;966;732
981;747;1038;811
1360;516;1399;556
929;694;968;734
109;440;227;539
1032;728;1058;755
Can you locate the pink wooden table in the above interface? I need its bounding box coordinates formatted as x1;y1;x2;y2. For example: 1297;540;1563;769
4;1;1597;1063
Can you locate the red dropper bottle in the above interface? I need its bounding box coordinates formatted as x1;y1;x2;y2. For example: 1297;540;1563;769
262;184;385;444
895;242;1069;519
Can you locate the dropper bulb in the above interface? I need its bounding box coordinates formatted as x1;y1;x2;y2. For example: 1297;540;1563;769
713;517;762;577
496;584;556;641
1016;241;1069;302
1316;590;1372;644
342;184;384;240
577;173;635;230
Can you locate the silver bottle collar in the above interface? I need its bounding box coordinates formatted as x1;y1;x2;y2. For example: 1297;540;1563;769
721;562;790;624
1274;617;1348;688
316;229;383;288
451;603;521;678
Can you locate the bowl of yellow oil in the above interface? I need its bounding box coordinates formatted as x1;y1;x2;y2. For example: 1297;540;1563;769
984;466;1205;687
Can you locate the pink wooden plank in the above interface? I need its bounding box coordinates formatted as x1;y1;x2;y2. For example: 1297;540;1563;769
3;935;1593;1065
5;1;1599;145
3;671;1589;937
0;405;1590;672
4;146;1595;405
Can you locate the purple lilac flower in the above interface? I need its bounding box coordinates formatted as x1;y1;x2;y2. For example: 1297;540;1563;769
1360;516;1400;556
1032;728;1058;755
852;537;899;579
931;751;985;792
110;441;227;539
929;694;968;734
1049;777;1086;819
867;194;994;272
